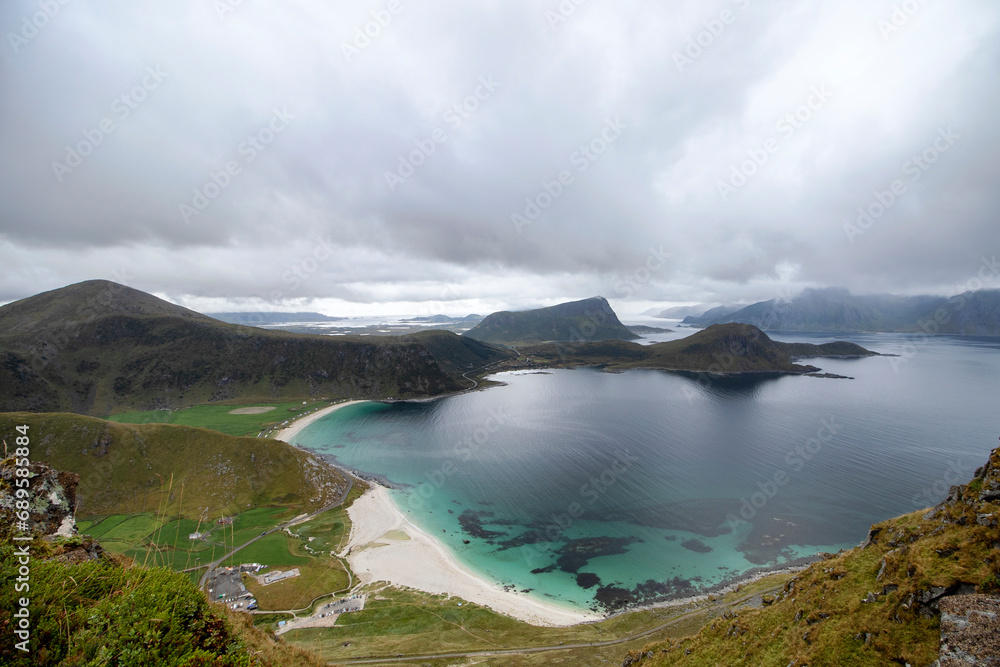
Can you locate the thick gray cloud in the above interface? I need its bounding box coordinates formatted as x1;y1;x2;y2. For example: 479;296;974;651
1;0;998;316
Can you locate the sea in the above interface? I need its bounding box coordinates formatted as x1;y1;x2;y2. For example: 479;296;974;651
290;330;1000;614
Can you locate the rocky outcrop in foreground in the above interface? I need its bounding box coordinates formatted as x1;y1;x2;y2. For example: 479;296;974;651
0;459;79;537
934;595;1000;666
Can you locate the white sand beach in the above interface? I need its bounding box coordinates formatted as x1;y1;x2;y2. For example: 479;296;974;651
273;400;368;443
273;397;597;626
342;484;599;627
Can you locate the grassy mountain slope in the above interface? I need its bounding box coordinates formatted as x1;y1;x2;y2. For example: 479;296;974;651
520;323;876;374
0;467;324;667
404;329;516;376
683;287;1000;335
465;296;639;344
0;280;468;416
0;279;213;337
625;446;1000;667
0;412;347;518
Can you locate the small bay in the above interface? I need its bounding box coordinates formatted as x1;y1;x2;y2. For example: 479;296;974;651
293;331;1000;613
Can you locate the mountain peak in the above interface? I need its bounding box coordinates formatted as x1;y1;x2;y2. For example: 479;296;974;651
465;297;637;344
0;280;213;340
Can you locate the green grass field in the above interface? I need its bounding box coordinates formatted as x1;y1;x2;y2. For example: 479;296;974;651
224;533;311;568
79;507;302;574
86;514;160;543
106;400;326;437
239;504;357;611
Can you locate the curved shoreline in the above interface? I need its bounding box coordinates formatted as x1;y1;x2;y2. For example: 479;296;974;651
270;397;598;626
341;484;600;627
273;399;369;443
270;394;816;628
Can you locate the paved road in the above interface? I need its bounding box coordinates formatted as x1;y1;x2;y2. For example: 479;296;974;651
198;475;354;591
460;369;478;389
333;585;783;665
461;348;519;390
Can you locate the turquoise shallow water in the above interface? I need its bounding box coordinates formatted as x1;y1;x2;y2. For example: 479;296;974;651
292;332;1000;613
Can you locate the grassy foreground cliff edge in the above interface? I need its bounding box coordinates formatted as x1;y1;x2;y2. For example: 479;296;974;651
625;445;1000;667
0;458;325;667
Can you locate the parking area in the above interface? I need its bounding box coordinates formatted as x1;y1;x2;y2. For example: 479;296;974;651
207;566;257;611
275;594;367;636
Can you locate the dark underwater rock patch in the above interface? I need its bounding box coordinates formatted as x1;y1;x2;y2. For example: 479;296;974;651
496;529;543;551
681;538;712;553
457;510;506;541
529;536;642;576
594;576;698;614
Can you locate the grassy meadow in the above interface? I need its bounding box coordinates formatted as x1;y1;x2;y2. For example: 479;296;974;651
106;399;327;437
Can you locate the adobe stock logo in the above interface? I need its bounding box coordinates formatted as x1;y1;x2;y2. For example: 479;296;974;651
717;85;832;202
843;126;960;243
384;75;501;192
725;416;841;531
511;117;627;234
6;0;72;54
178;108;295;223
340;0;406;63
51;66;169;182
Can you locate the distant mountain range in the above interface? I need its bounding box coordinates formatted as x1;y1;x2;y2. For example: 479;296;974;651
678;288;1000;335
648;304;722;319
0;280;512;415
401;314;483;325
464;296;639;344
0;282;893;417
206;312;346;324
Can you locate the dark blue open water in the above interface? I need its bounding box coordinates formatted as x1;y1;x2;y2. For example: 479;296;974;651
293;332;999;613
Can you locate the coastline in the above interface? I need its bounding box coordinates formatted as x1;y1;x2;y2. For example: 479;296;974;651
270;392;815;628
273;399;369;443
342;484;600;627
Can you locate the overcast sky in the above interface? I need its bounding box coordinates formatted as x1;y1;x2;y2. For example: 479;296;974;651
1;0;998;317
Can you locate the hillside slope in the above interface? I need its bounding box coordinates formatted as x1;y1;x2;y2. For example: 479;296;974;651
0;280;473;415
0;412;347;518
0;459;324;667
625;445;1000;667
465;296;639;344
404;329;516;376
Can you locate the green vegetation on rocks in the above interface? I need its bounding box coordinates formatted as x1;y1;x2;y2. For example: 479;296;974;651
0;535;323;667
0;457;324;667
